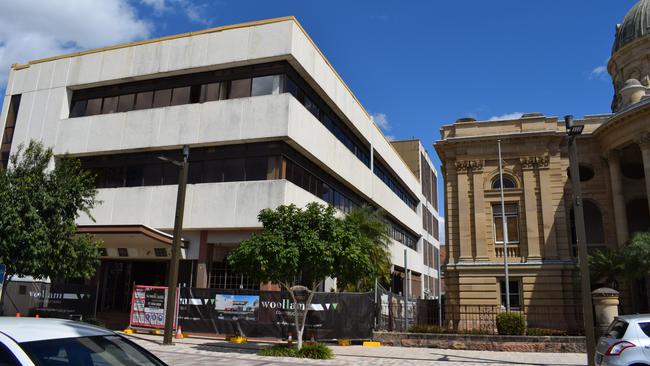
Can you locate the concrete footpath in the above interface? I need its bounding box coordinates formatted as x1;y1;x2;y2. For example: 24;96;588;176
125;333;588;366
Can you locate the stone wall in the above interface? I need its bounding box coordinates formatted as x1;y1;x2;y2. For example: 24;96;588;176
373;331;586;353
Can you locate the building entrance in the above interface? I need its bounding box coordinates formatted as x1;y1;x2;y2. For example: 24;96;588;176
96;260;167;328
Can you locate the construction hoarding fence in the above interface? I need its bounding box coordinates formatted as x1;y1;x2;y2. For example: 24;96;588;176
178;288;375;340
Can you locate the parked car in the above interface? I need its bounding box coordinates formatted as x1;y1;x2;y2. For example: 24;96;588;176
596;314;650;366
0;317;167;365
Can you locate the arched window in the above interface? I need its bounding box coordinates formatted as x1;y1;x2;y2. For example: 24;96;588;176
492;175;516;189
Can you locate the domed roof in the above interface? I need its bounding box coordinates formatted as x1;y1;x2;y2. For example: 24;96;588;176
613;0;650;53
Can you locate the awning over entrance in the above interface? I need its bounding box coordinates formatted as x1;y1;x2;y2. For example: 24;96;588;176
77;225;187;260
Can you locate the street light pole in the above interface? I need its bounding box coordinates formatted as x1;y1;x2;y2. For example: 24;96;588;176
565;115;596;366
497;139;511;311
162;145;190;345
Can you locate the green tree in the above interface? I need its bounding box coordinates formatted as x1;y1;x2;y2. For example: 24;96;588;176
589;249;624;289
336;205;391;292
228;202;389;349
0;141;101;304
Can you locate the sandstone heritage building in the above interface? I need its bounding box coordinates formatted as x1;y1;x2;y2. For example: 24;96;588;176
435;0;650;329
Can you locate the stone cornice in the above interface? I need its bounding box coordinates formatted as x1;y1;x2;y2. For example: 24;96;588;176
455;160;483;173
519;155;550;170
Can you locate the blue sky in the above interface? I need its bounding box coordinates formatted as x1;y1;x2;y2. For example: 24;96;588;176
0;0;640;223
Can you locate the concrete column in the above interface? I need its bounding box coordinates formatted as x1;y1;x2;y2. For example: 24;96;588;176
636;133;650;215
521;162;542;261
456;161;472;261
605;150;629;247
472;168;488;260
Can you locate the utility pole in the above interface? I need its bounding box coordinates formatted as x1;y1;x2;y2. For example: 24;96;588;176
404;249;409;332
565;115;596;366
162;145;190;345
497;139;511;311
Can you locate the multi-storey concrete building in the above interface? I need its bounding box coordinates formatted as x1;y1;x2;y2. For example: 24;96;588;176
435;0;650;329
0;17;441;319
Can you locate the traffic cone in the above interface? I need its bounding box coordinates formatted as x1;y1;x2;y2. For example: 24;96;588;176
15;312;20;318
175;326;184;339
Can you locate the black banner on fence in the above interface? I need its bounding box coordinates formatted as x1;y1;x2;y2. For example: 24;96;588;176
178;288;374;340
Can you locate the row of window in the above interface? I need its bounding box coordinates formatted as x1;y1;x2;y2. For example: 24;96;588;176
77;142;419;250
70;74;282;118
373;159;418;211
422;240;439;269
422;208;439;240
68;61;372;170
283;75;370;166
420;153;438;211
84;155;280;189
284;158;359;214
386;218;418;250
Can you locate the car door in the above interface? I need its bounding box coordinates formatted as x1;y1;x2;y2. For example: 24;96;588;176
637;321;650;360
0;333;34;366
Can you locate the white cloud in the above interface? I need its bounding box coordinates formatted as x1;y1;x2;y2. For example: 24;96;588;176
0;0;151;85
141;0;169;14
371;112;391;131
488;112;523;121
589;65;608;80
140;0;212;26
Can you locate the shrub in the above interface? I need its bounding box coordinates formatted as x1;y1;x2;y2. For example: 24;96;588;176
258;344;297;357
296;343;333;359
496;312;526;335
526;328;567;337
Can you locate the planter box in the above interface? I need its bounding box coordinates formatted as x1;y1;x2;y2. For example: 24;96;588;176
373;331;586;353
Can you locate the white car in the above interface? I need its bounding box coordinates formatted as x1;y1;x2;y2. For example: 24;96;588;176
596;314;650;366
0;317;167;365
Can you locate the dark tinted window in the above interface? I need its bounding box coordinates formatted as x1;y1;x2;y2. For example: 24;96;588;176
117;94;135;112
134;91;153;110
200;82;221;102
86;98;103;116
70;100;87;117
204;160;223;182
252;75;277;96
105;167;124;188
245;157;268;181
125;165;144;187
102;96;118;114
607;320;629;339
229;79;251;99
143;164;162;186
162;164;179;185
0;343;18;366
639;322;650;337
171;86;191;106
223;158;245;181
153;89;172;108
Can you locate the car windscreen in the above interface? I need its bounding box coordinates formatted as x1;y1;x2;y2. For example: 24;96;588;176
607;320;629;339
19;335;166;366
639;322;650;337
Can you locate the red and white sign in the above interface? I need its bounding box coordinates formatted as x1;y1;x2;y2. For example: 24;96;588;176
128;285;178;330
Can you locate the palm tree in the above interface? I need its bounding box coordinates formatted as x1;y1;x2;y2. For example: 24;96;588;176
339;205;391;292
589;249;624;290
